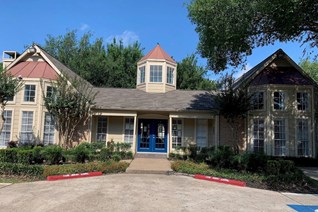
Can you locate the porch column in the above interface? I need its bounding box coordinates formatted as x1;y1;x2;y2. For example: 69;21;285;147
133;115;137;154
214;115;219;147
168;115;172;156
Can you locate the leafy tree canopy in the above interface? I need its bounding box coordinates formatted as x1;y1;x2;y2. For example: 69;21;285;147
188;0;318;73
299;59;318;83
177;54;216;90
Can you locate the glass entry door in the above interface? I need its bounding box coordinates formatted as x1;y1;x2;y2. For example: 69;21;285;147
138;119;167;153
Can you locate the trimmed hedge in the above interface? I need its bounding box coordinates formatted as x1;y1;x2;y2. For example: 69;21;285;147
0;162;44;177
0;149;18;163
17;150;34;164
42;161;129;178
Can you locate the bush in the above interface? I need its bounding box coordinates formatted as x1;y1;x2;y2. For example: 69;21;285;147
205;146;235;168
0;162;44;177
112;153;121;162
72;144;91;163
32;146;44;164
41;145;63;164
17;150;34;164
42;160;129;177
266;160;295;175
91;141;106;152
99;148;112;161
0;149;18;163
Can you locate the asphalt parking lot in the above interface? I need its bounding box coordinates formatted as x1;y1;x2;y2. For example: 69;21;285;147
0;174;317;212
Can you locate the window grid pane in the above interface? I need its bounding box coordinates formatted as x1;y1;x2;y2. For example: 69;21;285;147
24;85;36;102
273;92;285;110
0;111;12;146
253;119;264;153
297;119;309;156
274;119;286;156
167;67;174;84
20;111;34;144
252;92;264;110
96;116;107;141
43;113;55;145
297;92;308;111
172;119;182;148
124;118;134;144
150;65;162;82
139;66;145;84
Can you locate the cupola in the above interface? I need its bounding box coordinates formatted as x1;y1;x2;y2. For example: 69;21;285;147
136;44;177;93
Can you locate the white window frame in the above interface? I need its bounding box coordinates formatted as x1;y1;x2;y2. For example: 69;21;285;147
252;91;264;110
167;67;174;85
150;65;162;82
273;91;285;110
274;119;286;156
252;118;265;153
96;116;108;142
43;112;55;145
123;117;134;145
296;92;309;111
138;66;145;84
196;119;208;148
172;119;183;149
20;111;34;144
0;110;13;147
296;119;310;157
23;84;36;103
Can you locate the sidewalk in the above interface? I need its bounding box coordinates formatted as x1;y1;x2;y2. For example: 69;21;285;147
299;167;318;181
126;158;172;174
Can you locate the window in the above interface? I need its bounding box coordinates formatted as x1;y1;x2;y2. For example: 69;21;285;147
196;119;208;148
150;65;162;82
273;92;285;110
6;95;14;102
297;119;309;156
139;66;145;84
20;111;34;144
43;113;55;145
274;119;286;156
124;118;134;144
24;85;36;102
0;111;12;146
167;67;174;84
297;92;308;111
172;119;182;148
96;116;107;141
46;86;56;97
253;119;265;153
252;92;264;110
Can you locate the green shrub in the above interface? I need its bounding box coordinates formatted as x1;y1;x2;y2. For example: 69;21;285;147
112;153;121;162
205;146;235;168
125;151;134;159
0;149;18;163
266;160;295;175
91;141;106;152
0;162;44;177
72;144;91;163
17;150;34;164
42;161;129;177
41;145;63;164
32;146;44;164
99;148;112;161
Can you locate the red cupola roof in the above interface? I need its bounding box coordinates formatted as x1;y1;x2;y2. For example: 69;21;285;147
139;44;176;64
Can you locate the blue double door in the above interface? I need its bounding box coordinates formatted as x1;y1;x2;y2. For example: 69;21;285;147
137;119;167;153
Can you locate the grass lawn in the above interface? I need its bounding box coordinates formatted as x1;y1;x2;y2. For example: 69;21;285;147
0;175;41;184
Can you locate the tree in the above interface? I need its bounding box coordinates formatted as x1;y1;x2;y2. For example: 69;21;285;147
215;75;252;152
43;31;143;88
177;54;216;90
0;71;23;133
0;63;3;73
42;75;97;148
187;0;318;73
299;59;318;83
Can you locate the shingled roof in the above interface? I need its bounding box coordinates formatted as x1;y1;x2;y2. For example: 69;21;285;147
93;88;218;112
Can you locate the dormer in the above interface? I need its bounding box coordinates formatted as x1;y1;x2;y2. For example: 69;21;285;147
136;44;177;93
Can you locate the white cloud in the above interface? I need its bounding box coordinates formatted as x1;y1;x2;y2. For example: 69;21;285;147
107;30;139;46
79;23;89;31
234;63;252;79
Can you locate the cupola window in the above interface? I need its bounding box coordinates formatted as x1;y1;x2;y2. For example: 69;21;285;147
150;65;162;82
167;67;174;84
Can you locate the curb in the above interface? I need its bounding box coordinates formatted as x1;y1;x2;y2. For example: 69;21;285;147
47;172;103;181
194;174;246;187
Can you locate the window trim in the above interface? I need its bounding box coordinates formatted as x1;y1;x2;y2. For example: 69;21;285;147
166;66;174;85
296;92;309;112
273;118;287;156
43;112;56;146
149;65;163;83
252;118;265;153
273;91;286;111
123;117;134;145
22;83;37;104
0;109;13;147
296;118;310;157
252;91;265;111
96;116;108;142
172;118;183;149
138;66;146;85
19;110;35;144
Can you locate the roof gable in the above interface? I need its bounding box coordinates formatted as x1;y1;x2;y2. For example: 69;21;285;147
139;44;176;64
233;49;317;89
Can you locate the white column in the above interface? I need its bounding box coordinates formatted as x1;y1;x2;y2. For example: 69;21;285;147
168;115;172;157
214;115;219;147
133;115;137;154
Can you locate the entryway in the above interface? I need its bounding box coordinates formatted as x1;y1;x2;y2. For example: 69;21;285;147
137;119;167;153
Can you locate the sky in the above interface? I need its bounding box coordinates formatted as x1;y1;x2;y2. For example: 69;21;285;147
1;0;317;80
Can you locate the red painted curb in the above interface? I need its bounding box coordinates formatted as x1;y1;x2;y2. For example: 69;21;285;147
47;172;103;181
194;174;246;187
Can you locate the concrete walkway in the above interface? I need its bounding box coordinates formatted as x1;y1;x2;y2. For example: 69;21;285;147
126;158;172;174
0;174;317;211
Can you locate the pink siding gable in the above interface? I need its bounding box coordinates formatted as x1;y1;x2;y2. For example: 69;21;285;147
8;61;57;80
